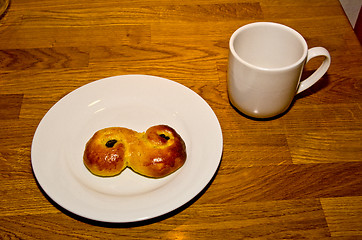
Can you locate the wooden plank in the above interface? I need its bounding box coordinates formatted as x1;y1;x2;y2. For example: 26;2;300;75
0;94;23;120
203;163;362;203
0;47;89;70
0;199;330;239
288;130;362;164
0;25;150;49
321;196;362;237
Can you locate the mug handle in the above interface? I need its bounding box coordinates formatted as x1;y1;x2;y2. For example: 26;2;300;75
296;47;331;94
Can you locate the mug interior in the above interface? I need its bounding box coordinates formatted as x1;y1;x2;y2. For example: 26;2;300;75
231;22;307;70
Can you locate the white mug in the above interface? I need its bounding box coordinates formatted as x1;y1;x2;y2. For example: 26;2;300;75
228;22;331;118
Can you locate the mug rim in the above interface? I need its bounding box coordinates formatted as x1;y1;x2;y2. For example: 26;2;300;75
229;22;308;72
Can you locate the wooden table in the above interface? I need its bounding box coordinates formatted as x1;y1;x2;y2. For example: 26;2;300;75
1;0;361;239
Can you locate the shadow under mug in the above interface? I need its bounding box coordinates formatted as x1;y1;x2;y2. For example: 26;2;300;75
0;0;10;17
228;22;331;119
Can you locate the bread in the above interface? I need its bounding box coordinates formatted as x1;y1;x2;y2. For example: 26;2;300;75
83;125;186;178
83;127;136;177
128;125;187;178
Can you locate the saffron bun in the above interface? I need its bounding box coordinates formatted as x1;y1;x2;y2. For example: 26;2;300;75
83;127;136;177
128;125;187;178
83;125;186;178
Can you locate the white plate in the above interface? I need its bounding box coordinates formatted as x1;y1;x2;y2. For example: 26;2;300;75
31;75;223;223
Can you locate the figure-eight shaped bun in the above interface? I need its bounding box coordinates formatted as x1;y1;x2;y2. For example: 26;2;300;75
83;125;186;178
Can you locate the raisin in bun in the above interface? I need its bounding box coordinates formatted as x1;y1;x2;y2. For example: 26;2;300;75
129;125;187;178
83;127;136;177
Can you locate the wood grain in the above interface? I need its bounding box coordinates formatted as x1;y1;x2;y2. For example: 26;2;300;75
205;162;362;203
0;94;23;119
0;47;89;70
0;0;361;238
321;196;362;237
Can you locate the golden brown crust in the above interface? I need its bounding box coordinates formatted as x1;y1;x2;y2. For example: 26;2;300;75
128;125;187;178
83;127;136;177
83;125;186;178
